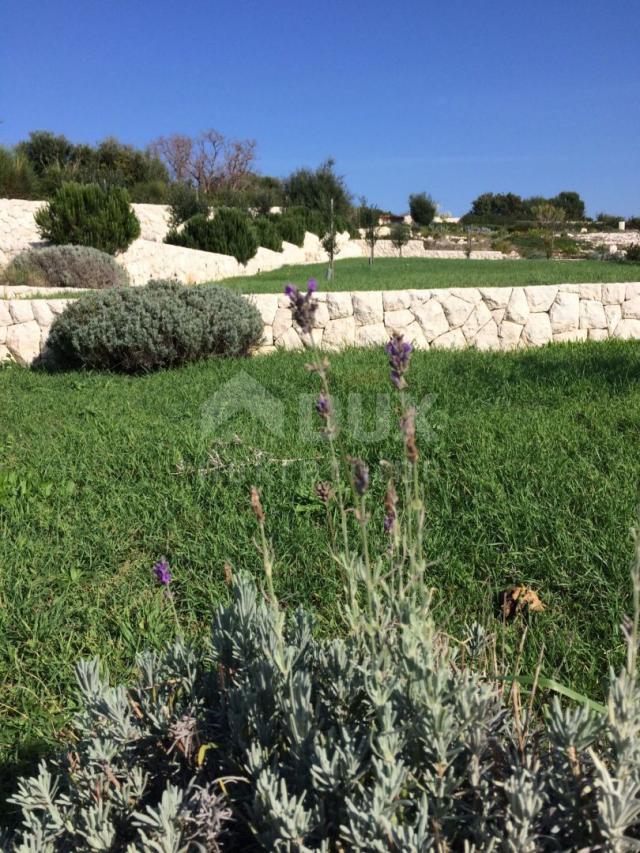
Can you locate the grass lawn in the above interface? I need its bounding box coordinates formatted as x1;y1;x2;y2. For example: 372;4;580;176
219;256;640;293
1;340;640;806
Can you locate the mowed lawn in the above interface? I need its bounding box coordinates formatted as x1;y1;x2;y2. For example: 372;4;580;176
1;341;640;792
219;256;640;293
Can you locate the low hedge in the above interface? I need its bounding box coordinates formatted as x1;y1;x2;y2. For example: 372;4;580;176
42;280;263;372
2;245;129;289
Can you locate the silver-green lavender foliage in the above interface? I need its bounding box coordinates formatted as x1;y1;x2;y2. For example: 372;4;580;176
6;558;640;851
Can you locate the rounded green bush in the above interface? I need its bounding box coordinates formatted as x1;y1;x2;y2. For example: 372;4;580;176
43;280;263;372
35;182;140;255
276;212;306;247
165;208;258;265
253;216;283;252
3;245;129;289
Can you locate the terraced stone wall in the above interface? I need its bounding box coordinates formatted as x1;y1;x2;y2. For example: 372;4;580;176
2;283;638;365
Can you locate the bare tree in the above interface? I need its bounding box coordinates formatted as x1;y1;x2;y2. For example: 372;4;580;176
149;130;256;195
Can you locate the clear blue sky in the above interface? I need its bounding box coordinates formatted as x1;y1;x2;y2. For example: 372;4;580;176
2;0;639;216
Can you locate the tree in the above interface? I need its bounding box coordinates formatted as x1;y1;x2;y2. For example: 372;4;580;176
149;129;256;195
551;191;585;221
321;197;340;279
390;222;410;257
467;192;528;221
408;192;437;227
17;130;75;175
284;158;352;220
358;200;382;266
533;203;566;259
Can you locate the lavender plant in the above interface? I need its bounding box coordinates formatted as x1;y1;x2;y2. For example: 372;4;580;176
5;281;640;851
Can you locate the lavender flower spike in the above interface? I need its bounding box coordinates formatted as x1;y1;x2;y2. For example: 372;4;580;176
385;332;413;389
284;280;318;337
153;557;172;586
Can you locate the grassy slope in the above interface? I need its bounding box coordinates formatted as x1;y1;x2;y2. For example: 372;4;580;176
218;257;640;293
1;341;640;784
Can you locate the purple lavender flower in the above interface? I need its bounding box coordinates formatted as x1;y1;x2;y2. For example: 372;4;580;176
383;513;395;533
316;394;331;417
350;458;370;496
385;333;413;389
153;557;172;586
284;280;318;336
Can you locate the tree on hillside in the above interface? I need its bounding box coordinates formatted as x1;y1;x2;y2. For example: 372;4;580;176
533;203;566;259
409;192;437;227
390;221;411;257
150;129;257;195
284;158;352;220
467;192;528;221
552;191;585;221
17;131;75;175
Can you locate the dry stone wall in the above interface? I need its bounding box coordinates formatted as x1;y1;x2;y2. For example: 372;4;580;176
2;283;639;366
0;199;505;286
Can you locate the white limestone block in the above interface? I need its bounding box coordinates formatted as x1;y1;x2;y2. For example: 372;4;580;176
505;289;529;325
480;287;511;310
549;292;579;332
356;323;389;347
525;286;557;312
522;313;552;347
6;320;41;365
323;316;356;349
437;293;474;328
413;299;450;342
326;292;353;319
500;320;523;350
579;300;607;329
352;292;384;325
431;328;466;349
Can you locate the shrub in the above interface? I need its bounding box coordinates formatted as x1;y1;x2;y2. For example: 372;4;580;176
409;191;437;227
0;147;40;199
7;545;640;849
491;237;514;254
283;157;353;219
390;221;411;256
42;280;263;372
165;208;258;265
3;245;129;290
167;182;210;228
127;179;169;204
626;244;640;263
288;206;326;237
276;211;306;247
253;216;283;252
34;183;141;254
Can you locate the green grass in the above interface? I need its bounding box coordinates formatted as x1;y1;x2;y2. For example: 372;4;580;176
1;341;640;803
218;257;640;293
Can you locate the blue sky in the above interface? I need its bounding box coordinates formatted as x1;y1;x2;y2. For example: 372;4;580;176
2;0;639;216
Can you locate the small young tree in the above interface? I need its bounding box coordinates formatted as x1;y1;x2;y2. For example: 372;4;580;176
533;203;566;259
390;221;411;257
359;200;381;266
321;197;342;280
409;192;437;227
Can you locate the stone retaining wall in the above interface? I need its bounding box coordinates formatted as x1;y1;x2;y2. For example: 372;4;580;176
2;283;639;365
0;199;506;285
